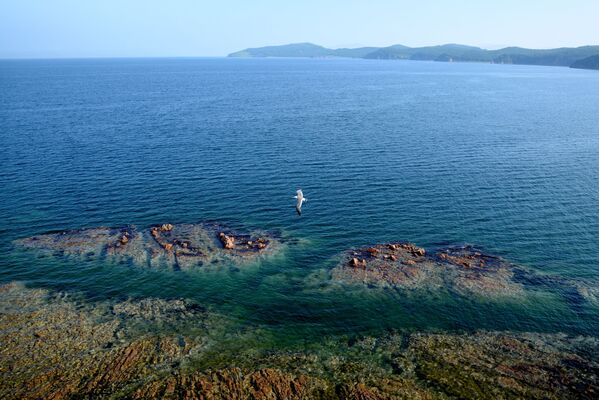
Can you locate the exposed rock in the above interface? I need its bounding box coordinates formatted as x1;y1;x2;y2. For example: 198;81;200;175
366;248;379;257
132;368;324;400
412;247;425;257
438;249;488;268
15;222;280;270
219;232;236;249
350;257;367;268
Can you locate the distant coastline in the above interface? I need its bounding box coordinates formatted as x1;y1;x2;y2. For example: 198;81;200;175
228;42;599;70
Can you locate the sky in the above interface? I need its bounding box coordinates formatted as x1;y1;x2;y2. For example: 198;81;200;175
1;0;598;58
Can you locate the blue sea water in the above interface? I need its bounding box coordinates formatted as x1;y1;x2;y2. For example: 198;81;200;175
1;57;598;340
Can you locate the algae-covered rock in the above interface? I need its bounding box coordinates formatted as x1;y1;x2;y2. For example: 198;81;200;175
1;282;597;399
406;331;599;399
112;297;206;321
331;244;524;297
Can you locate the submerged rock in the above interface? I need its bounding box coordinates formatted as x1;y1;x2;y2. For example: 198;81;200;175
0;282;597;399
332;243;525;297
112;297;206;322
15;222;280;270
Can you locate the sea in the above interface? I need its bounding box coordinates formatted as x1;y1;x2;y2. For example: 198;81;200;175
1;57;598;343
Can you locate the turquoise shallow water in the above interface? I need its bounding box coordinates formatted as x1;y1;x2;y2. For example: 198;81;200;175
1;58;598;339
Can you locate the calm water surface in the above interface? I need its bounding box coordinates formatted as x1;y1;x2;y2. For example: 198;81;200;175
1;58;598;340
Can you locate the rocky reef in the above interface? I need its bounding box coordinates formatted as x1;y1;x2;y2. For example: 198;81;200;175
330;241;599;311
332;243;525;297
15;222;280;270
1;282;597;399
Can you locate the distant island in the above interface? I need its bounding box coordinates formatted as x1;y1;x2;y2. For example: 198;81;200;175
228;42;599;70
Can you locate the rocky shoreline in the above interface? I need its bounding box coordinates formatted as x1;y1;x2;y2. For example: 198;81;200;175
1;282;597;399
6;228;599;398
15;222;280;270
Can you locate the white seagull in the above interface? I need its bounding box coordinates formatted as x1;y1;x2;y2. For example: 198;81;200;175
294;189;307;215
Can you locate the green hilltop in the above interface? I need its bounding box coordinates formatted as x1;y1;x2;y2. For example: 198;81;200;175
228;42;599;70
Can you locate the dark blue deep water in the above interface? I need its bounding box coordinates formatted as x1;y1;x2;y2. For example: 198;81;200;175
1;58;598;340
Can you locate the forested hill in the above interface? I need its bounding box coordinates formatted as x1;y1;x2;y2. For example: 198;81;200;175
228;43;599;70
571;54;599;70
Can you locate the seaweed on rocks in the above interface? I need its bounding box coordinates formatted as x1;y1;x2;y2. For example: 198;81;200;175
15;222;281;270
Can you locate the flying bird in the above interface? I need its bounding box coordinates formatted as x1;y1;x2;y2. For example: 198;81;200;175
294;189;307;215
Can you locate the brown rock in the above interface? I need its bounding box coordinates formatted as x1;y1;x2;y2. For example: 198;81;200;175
120;235;129;245
132;367;317;400
402;260;417;266
219;232;235;249
366;247;379;257
389;255;398;262
438;251;488;269
164;243;173;252
412;247;426;257
350;258;367;268
161;224;174;232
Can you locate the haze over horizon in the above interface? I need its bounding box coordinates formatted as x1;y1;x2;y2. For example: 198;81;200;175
1;0;599;59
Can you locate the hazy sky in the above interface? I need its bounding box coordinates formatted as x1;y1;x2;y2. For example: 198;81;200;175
1;0;598;58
